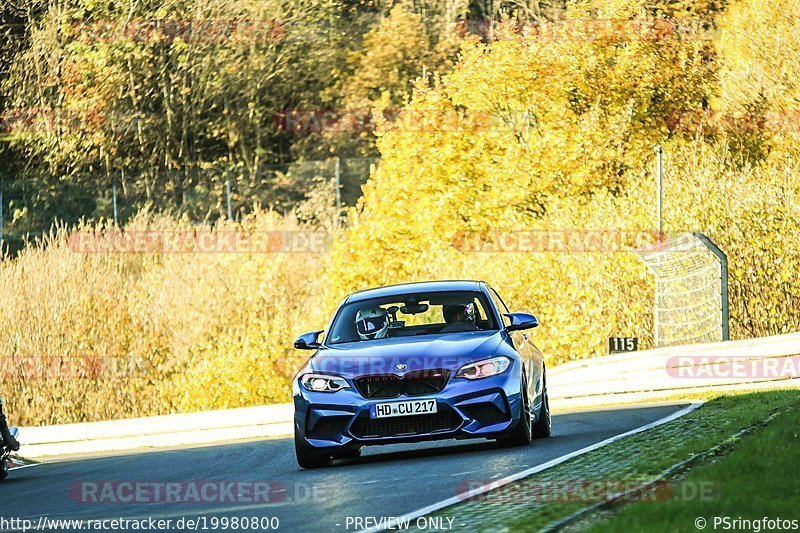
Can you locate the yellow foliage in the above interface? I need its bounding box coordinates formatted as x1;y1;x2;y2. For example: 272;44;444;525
717;0;800;111
0;211;329;425
341;3;460;112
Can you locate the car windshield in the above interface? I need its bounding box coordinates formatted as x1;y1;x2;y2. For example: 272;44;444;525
327;291;498;345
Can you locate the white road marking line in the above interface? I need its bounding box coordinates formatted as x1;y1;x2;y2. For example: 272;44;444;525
8;462;42;471
450;470;477;477
357;402;704;533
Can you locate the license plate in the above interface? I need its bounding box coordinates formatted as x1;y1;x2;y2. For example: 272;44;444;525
370;399;437;419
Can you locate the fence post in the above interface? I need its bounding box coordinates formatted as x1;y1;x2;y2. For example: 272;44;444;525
655;144;664;234
112;179;118;225
334;157;342;228
225;177;232;220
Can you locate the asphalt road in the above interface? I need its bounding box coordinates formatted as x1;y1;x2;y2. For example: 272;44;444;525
1;404;686;532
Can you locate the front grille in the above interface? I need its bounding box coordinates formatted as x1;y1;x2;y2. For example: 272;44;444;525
462;403;510;425
350;405;461;439
308;417;350;440
355;375;402;399
354;369;450;399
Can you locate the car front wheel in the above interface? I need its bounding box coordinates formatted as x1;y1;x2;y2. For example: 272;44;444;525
294;429;332;469
496;377;533;448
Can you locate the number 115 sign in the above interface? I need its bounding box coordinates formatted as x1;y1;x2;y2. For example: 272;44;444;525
609;337;638;353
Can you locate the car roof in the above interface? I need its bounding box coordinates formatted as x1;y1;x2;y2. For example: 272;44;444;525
345;280;486;303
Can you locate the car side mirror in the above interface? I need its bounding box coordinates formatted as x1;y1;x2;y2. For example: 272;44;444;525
504;313;539;331
294;330;323;350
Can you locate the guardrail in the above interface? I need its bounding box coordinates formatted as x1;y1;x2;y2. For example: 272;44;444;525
549;331;800;409
19;404;293;458
17;332;800;458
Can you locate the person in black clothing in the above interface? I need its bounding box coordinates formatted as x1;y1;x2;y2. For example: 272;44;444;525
0;396;19;451
440;303;480;333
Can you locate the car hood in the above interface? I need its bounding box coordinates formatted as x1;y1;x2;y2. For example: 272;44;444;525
310;330;504;376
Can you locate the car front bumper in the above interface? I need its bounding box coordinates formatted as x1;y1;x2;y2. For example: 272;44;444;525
293;365;524;450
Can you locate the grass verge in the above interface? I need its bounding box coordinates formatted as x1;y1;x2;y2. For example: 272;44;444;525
429;388;800;532
578;392;800;532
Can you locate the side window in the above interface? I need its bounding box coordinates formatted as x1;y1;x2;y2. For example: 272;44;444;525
489;288;511;327
472;297;488;322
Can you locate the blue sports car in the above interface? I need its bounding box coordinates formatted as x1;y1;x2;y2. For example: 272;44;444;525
292;280;551;468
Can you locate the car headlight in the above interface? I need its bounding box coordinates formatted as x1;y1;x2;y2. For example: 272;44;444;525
455;356;511;380
300;373;350;392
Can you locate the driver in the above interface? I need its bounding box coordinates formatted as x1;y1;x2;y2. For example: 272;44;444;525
0;397;19;452
355;306;389;340
441;303;479;332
